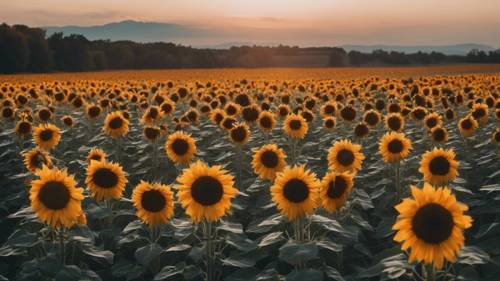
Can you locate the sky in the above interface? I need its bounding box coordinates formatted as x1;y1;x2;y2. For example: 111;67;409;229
1;0;499;46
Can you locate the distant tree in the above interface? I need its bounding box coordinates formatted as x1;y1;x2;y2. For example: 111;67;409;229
0;24;30;73
328;47;348;66
14;25;52;72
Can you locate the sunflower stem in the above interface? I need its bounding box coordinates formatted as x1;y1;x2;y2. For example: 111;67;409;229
59;227;66;265
395;160;401;200
425;264;436;281
203;220;216;281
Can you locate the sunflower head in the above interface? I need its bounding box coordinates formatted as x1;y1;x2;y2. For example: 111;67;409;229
340;105;357;122
492;128;500;145
363;109;380;128
283;113;308;139
86;104;102;119
328;139;364;173
379;132;413;163
165;131;197;164
86;160;128;202
143;126;161;142
229;122;250;145
258;111;276;133
323;117;336;131
419;148;458;186
385;113;405;132
271;165;319;221
23;148;52;173
30;166;84;228
103;111;129;138
210;109;226;125
87;148;106;164
176;161;237;223
251;144;287;180
132;181;174;226
393;183;472;269
470;103;488;126
61;115;75;128
320;171;354;213
424;112;442;131
15;120;32;137
33;123;61;151
430;127;448;144
353;122;370;139
457;115;478;137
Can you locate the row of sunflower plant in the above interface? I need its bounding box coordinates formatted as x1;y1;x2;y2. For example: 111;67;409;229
0;74;499;281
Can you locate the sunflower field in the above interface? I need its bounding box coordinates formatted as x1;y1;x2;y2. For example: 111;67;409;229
0;73;499;281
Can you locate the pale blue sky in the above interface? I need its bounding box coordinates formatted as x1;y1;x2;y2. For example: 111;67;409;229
1;0;499;46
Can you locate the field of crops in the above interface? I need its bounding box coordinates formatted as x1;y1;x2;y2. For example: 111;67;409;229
0;68;499;281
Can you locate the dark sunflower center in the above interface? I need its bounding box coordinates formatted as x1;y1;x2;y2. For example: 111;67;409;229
289;119;302;130
39;109;51;121
171;138;189;155
324;105;335;115
63;117;73;126
387;139;404;153
325;119;335;128
90;155;102;161
148;109;159;119
88;107;101;117
260;150;279;168
109;117;123;129
231;127;247;143
336;149;355;166
388;117;402;131
2;107;13;118
341;107;356;121
40;129;53;141
242;108;259;122
226;106;237;115
428;156;450;175
354;124;369;137
214;113;224;124
279;107;288;117
259;116;272;128
472;108;485;119
18;122;31;134
461;119;472;130
495;132;500;142
92;168;119;188
433;129;446;141
412;203;453;244
426;118;437;129
283;179;309;203
144;127;160;140
190;176;224;206
365;113;379;126
413;110;426;120
38;181;70;210
327;176;348;199
141;189;166;212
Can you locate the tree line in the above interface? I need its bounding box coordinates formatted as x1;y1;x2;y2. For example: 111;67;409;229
1;23;499;74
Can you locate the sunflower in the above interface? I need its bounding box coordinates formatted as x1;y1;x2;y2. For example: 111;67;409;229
491;128;500;145
277;104;290;118
229;122;250;145
385;113;405;132
363;109;380;128
61;115;75;128
23;148;52;173
30;165;84;228
470;103;488;126
393;183;472;269
251;144;287;180
320;101;337;118
328;139;364;173
340;105;357;122
87;148;106;164
457;115;478;138
283;113;308;139
15;119;32;138
86;160;128;202
379;132;413;163
1;106;15;120
411;107;428;122
165;131;197;164
33;123;61;151
103;111;129;138
143;126;161;142
132;181;174;226
258;111;276;133
36;108;53;122
430;127;448;144
424;112;442;131
320;171;354;212
160;100;176;117
271;165;319;221
86;104;102;120
210;108;226;125
224;102;241;116
141;106;162;125
353;122;370;139
419;148;458;186
323;117;336;131
176;161;237;223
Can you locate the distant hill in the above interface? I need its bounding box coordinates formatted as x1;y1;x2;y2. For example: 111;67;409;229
43;20;496;55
